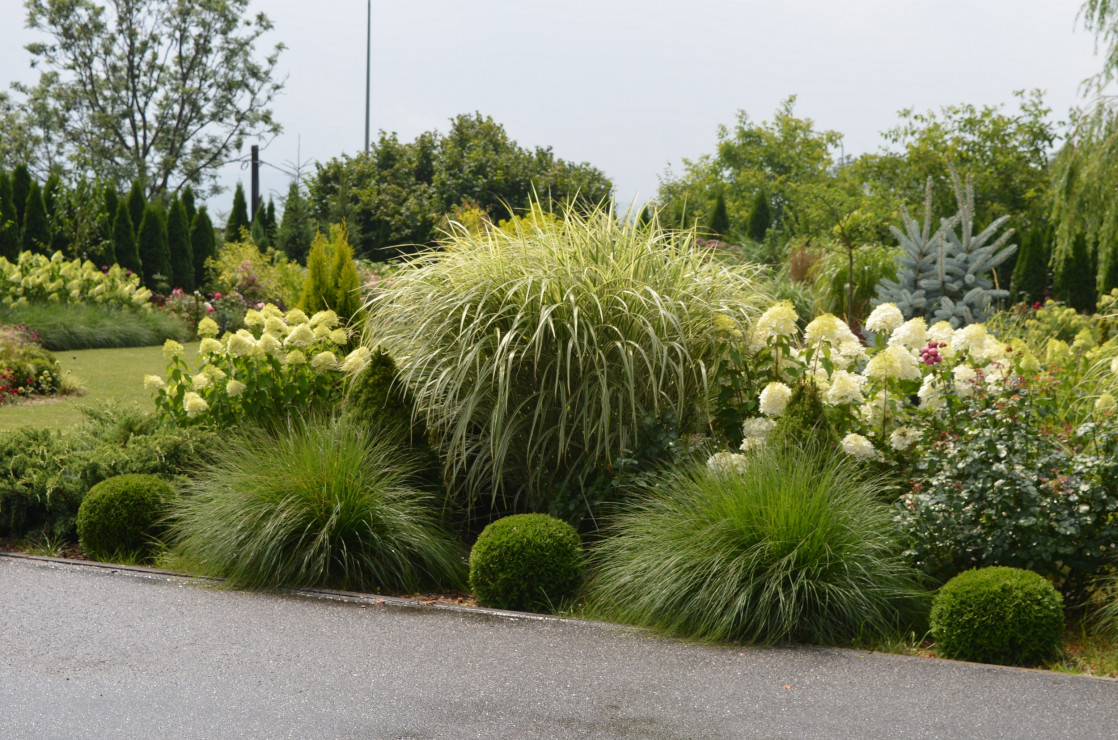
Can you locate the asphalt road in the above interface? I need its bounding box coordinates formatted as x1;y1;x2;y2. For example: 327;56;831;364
2;555;1116;739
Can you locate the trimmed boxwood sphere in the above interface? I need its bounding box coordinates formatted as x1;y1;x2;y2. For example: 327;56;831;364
469;513;584;613
931;566;1064;666
77;474;174;561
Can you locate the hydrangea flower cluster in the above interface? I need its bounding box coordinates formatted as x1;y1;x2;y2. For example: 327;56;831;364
149;304;368;427
0;251;152;308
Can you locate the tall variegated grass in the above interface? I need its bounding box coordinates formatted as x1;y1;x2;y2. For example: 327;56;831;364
366;205;768;515
588;444;928;645
168;417;464;592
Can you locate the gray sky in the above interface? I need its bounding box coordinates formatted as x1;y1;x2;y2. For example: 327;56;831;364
0;0;1107;219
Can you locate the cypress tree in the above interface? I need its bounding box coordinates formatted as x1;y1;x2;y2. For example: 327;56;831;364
21;181;51;255
127;180;146;239
0;171;18;260
102;186;119;244
250;202;270;247
1053;232;1096;313
113;201;139;274
225;183;250;242
190;206;216;289
1010;227;1049;304
11;163;31;233
265;197;277;241
276;180;315;263
330;226;362;325
709;192;730;237
167;198;195;291
43;172;69;255
137;202;171;290
181;185;196;226
298;231;335;314
746;189;771;243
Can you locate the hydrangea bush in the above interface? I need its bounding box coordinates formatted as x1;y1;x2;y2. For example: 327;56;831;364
0;251;152;308
149;305;371;427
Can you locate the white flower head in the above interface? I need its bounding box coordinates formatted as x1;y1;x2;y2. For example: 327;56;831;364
928;320;955;346
258;332;283;357
284;323;316;349
1110;356;1118;375
865;303;904;334
340;346;371;374
311;351;339;372
162;339;185;360
226;379;247;398
243;309;265;329
841;433;876;460
227;331;256;357
759;382;792;416
263;316;289;337
260;303;284;319
825;369;866;406
889;427;921;451
143;374;166;391
707;451;750;475
329;328;349;346
863;344;921;381
1097;393;1117;413
284;349;307;366
888;317;927;352
197;316;220;338
284;308;310;326
183;391;209;418
918;375;945;413
953;364;979;397
191;373;211;391
804;313;846;346
740;416;776;442
199;337;223;357
309;310;340;329
755;301;799;339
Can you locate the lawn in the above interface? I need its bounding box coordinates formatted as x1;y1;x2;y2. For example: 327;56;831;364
0;342;199;431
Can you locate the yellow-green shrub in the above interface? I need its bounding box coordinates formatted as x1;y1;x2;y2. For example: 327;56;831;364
204;238;303;309
0;251;152;308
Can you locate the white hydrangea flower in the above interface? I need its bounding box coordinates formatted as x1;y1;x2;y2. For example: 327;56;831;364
197;316;220;338
243;309;265;329
825;370;866;406
953;364;979;397
834;339;868;369
284;349;307;366
143;374;166;391
841;433;876;459
162;339;185;359
741;416;776;439
284;323;316;348
264;316;289;337
865;303;904;334
340;346;371;373
260;303;284;319
928;320;955;346
311;351;339;372
759;382;792;416
889;427;921;451
183;391;209;418
755;301;799;339
227;331;256;357
707;451;749;475
917;375;945;413
191;373;211;391
329;328;349;346
1110;356;1118;375
199;337;223;357
858;391;889;427
1096;393;1117;412
284;308;310;326
888;317;927;352
309;310;340;329
739;436;766;452
863;344;921;381
202;364;226;382
226;379;247;398
804;313;845;346
257;333;283;357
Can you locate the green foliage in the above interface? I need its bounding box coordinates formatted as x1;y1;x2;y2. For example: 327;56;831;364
873;171;1017;327
309;115;613;258
931;566;1064;666
21;181;50;255
181;185;195;225
297;222;365;325
0;404;219;540
1052;232;1098;312
0;328;62;398
298;230;334;314
0;302;186;351
276;180;315;263
205;236;303;309
126;180;145;238
77;473;174;561
898;385;1118;601
745;188;771;242
708;191;730;237
469;513;584;612
189;207;216;289
166;198;194;291
137;202;170;290
12;164;31;231
0;250;153;309
0;170;18;260
1010;227;1050;304
343;350;418;437
367;204;765;517
4;1;283;197
589;445;927;645
225;183;251;243
811;243;900;325
168;417;465;592
769;381;837;449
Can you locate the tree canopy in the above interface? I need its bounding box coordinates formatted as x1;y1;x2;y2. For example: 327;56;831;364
0;0;285;197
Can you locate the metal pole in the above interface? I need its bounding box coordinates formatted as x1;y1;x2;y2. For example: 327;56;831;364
251;144;260;218
364;0;371;152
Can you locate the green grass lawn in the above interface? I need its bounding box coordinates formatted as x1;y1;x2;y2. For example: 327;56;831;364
0;342;199;431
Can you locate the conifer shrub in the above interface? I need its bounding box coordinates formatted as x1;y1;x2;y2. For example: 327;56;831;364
138;202;171;290
112;200;140;275
76;473;175;561
167;198;195;291
190;207;216;289
769;380;837;449
225;183;251;243
469;513;584;612
299;223;363;325
930;566;1064;666
21;181;50;255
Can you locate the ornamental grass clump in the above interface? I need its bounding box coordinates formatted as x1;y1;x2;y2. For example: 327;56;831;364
589;443;927;645
168;417;465;593
366;203;766;517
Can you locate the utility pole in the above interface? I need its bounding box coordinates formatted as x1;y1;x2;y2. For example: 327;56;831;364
364;0;371;152
251;144;260;218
